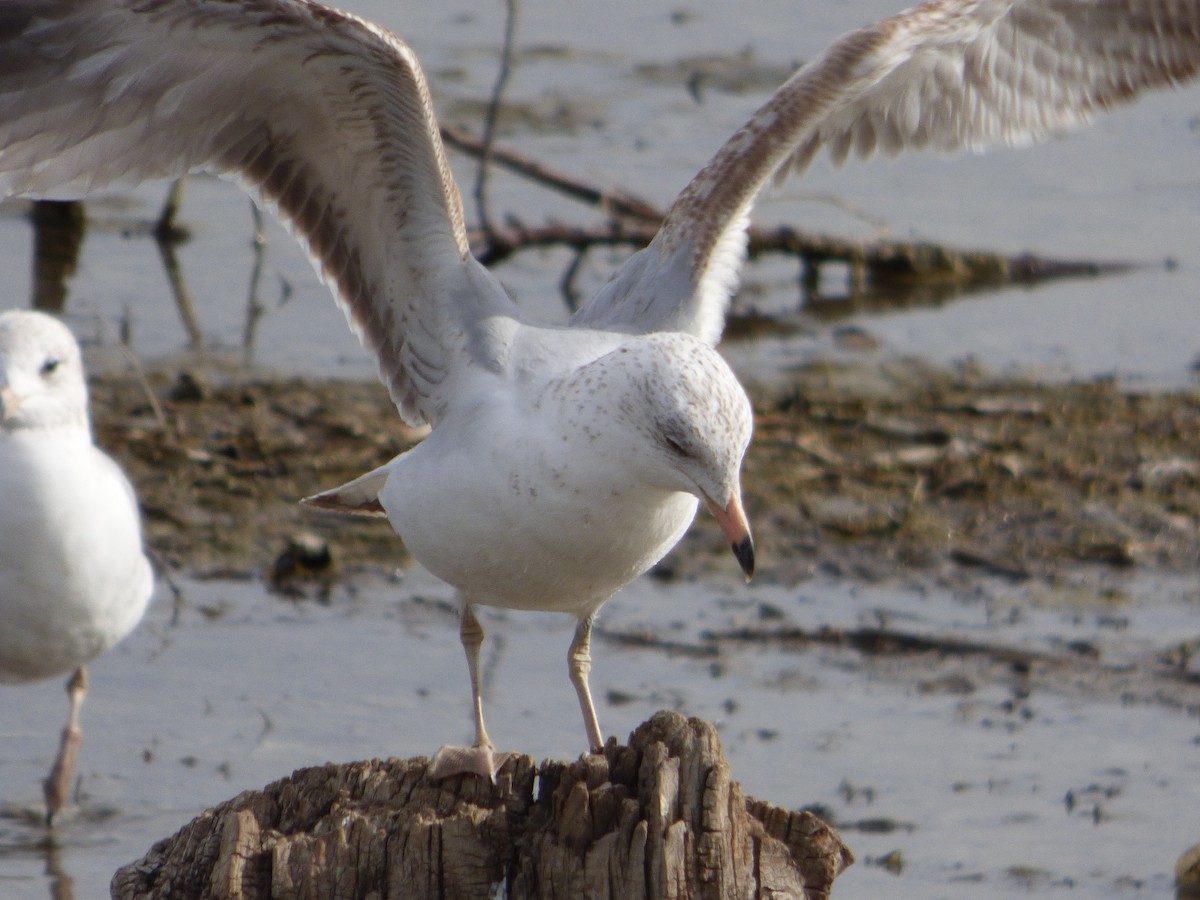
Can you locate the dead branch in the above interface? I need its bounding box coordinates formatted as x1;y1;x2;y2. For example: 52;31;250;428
472;0;520;237
441;124;663;223
466;213;1131;314
442;125;1132;309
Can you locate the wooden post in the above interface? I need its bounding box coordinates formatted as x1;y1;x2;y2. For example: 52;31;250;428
112;712;853;899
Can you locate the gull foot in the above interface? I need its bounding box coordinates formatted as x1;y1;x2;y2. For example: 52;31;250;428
428;742;514;782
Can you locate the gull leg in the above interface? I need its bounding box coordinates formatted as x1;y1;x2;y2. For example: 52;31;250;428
44;666;88;826
568;614;605;753
462;604;493;751
429;604;513;781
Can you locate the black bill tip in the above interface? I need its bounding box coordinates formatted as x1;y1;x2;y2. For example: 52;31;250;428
731;534;755;580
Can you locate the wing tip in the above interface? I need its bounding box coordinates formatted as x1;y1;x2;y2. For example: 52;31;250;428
301;490;388;517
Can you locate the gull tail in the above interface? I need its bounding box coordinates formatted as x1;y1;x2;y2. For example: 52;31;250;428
302;464;390;516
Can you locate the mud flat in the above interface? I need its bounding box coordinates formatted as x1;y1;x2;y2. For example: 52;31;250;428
89;356;1200;592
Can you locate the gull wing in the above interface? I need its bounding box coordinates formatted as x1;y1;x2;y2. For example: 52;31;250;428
0;0;521;426
571;0;1200;346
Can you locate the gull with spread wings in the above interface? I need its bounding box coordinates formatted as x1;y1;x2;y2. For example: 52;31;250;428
0;0;1195;779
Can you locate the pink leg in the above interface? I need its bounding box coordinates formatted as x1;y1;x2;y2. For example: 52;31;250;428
568;615;605;753
428;605;513;781
44;666;88;825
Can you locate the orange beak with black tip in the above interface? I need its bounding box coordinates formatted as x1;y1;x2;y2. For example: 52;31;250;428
705;492;754;580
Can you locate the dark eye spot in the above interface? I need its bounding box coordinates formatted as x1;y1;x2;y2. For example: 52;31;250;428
663;432;690;458
40;358;60;376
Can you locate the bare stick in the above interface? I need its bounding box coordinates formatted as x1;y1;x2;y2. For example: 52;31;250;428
154;232;205;350
89;312;169;433
473;0;520;238
241;201;268;363
443;124;663;223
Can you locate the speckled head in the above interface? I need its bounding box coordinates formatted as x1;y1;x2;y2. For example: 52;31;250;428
617;331;755;577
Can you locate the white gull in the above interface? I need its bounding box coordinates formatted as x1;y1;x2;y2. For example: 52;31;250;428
0;310;154;821
0;0;1195;779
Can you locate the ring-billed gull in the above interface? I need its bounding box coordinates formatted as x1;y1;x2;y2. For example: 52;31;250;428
0;0;1194;779
0;310;154;821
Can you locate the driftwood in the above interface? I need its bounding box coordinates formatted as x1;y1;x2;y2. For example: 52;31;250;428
440;125;1131;308
111;712;853;899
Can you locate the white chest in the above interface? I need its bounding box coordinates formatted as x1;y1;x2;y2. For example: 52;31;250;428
379;422;698;617
0;432;153;682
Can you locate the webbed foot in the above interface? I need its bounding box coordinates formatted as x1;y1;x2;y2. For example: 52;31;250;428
428;741;514;782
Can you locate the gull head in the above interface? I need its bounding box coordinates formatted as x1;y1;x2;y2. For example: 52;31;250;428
618;332;755;578
0;310;88;432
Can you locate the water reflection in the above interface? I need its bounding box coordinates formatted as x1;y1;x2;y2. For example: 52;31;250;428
22;165;1127;374
42;839;75;900
0;818;76;900
29;201;84;315
26;185;268;365
150;187;205;350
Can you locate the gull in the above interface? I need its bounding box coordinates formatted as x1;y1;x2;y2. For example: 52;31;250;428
0;0;1194;779
0;310;154;822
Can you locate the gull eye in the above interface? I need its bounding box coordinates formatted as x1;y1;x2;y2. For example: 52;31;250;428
663;432;691;459
40;358;61;377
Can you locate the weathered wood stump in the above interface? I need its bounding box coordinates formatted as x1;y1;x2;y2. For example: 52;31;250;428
112;712;853;899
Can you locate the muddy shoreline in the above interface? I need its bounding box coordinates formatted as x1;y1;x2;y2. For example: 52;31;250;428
88;358;1200;595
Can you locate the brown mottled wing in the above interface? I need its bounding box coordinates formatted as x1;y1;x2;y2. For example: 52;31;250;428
571;0;1200;346
0;0;520;426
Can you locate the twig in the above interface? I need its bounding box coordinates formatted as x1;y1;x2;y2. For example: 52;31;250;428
559;245;589;310
89;312;169;433
473;0;520;238
442;124;663;223
145;546;187;629
242;201;268;363
153;230;204;349
470;218;657;267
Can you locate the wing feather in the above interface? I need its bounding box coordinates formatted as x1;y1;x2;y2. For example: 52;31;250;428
0;0;519;426
572;0;1200;345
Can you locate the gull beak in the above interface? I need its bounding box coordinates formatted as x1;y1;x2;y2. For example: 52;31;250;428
0;384;18;423
705;492;754;580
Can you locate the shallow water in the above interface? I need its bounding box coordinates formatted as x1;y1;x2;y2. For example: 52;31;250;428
0;0;1197;386
3;568;1199;898
1;0;1199;897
